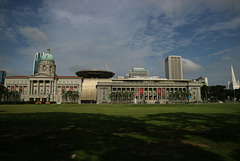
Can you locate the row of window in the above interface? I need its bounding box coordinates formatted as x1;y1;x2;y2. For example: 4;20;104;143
7;80;80;83
58;81;79;83
7;80;28;83
112;87;187;91
58;86;78;89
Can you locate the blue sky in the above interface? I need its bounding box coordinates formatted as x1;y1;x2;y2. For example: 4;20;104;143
0;0;240;86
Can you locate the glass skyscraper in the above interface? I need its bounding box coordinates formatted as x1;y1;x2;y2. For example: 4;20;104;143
0;70;6;85
33;52;44;74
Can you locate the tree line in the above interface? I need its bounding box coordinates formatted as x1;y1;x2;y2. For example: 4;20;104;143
169;90;189;102
110;90;190;103
201;85;240;102
0;85;80;104
0;85;21;103
61;90;80;103
110;91;135;103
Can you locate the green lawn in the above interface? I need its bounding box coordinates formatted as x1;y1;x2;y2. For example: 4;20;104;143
0;103;240;161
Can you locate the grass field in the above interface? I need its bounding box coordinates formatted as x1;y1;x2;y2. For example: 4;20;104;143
0;103;240;161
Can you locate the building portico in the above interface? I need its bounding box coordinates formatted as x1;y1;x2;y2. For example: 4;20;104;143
4;48;82;103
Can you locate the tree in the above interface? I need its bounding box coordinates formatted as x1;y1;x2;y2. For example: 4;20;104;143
62;91;68;102
62;90;80;103
110;92;116;103
208;85;228;102
201;85;209;102
110;91;135;103
0;85;8;103
235;89;240;101
72;91;78;102
169;90;188;103
0;85;21;103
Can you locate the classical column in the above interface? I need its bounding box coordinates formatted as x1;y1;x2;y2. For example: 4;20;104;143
50;81;52;93
137;88;139;101
31;81;33;95
52;80;55;101
54;79;57;101
37;81;40;95
147;88;149;100
197;87;201;101
50;81;52;101
43;80;46;95
28;80;31;95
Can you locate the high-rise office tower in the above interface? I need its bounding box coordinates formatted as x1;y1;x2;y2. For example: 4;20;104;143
0;70;6;85
165;55;183;79
228;65;239;90
128;68;149;78
33;52;45;74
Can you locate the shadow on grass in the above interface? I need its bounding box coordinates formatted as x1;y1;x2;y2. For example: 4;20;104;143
0;112;240;161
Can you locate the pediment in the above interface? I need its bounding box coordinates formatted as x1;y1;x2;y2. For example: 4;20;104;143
30;73;54;78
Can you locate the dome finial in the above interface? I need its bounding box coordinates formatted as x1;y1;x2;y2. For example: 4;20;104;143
47;48;50;53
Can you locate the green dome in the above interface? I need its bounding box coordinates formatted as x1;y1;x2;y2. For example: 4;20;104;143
41;48;54;61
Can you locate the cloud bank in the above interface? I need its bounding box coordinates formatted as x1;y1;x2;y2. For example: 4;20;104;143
182;58;203;73
0;0;240;85
20;26;48;44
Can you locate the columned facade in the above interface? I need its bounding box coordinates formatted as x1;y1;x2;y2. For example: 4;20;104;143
97;79;202;104
4;48;82;103
27;77;56;102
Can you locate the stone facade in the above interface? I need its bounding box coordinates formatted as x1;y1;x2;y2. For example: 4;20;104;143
4;49;82;103
97;78;202;104
5;76;82;103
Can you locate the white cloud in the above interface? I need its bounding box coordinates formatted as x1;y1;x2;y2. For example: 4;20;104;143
19;26;48;44
31;0;239;79
182;58;203;73
1;0;240;85
205;17;240;32
222;56;232;61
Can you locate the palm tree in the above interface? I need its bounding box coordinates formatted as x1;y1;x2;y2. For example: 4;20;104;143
66;91;73;102
169;92;174;102
72;91;80;103
110;92;117;103
62;91;67;102
0;85;8;103
62;90;80;103
123;91;128;103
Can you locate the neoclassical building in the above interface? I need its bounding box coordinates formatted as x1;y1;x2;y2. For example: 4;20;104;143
4;49;203;104
4;49;82;103
96;78;202;104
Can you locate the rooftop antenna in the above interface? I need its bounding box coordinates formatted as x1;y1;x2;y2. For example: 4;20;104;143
137;63;144;68
105;63;110;71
